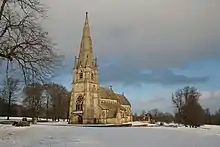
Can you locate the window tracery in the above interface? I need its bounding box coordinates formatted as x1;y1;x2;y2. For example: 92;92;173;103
76;95;83;111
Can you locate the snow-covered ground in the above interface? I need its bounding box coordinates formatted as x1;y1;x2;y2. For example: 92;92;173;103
0;117;53;121
0;122;220;147
0;117;31;121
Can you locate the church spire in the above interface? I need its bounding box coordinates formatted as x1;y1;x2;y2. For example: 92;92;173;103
83;12;90;37
77;12;96;68
73;56;77;69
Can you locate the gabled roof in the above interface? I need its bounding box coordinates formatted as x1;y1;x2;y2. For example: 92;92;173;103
98;86;131;106
116;93;131;106
99;87;118;101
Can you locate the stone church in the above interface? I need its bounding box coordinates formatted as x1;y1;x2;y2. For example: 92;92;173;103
69;12;132;124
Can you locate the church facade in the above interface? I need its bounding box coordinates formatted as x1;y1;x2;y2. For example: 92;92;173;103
68;12;132;124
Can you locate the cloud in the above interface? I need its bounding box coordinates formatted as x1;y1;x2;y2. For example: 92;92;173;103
131;90;220;114
130;97;173;114
201;91;220;100
43;0;220;67
99;63;208;85
200;90;220;113
41;0;220;86
55;57;208;86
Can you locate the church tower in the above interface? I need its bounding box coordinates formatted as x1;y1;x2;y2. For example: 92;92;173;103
69;12;99;124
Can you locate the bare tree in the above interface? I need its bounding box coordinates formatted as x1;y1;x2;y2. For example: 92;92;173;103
66;92;71;121
132;112;138;121
172;90;184;116
0;0;60;84
22;83;44;123
149;108;159;117
45;83;69;121
172;86;204;127
148;109;174;123
0;77;20;120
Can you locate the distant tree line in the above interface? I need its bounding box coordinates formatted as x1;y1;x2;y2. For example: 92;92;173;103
133;86;220;127
0;79;70;122
1;77;220;127
133;109;175;123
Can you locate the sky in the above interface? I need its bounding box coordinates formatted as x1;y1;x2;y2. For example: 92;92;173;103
42;0;220;114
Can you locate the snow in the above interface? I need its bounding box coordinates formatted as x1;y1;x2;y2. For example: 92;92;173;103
0;122;220;147
126;121;157;127
72;111;83;114
0;117;54;122
0;117;32;121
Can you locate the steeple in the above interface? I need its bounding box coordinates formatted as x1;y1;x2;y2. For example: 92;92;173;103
73;56;77;69
77;12;96;68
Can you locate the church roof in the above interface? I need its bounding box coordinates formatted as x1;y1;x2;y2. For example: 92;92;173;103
99;101;126;111
99;87;118;101
99;87;131;106
116;94;131;106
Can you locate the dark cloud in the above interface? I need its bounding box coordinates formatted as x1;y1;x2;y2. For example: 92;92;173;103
43;0;220;69
54;56;208;86
40;0;219;86
99;60;208;85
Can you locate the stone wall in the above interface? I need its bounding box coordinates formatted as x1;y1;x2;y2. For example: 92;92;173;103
106;118;117;124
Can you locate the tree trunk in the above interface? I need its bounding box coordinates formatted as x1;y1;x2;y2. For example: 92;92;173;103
31;96;36;124
46;96;49;121
6;59;10;120
0;0;7;20
31;106;35;124
7;91;12;120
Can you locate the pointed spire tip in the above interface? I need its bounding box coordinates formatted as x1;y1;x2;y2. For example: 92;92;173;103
85;12;89;24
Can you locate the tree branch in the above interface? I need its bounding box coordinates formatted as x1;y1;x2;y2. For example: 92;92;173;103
0;0;7;20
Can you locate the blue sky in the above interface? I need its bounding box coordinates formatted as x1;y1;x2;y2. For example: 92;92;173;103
41;0;220;113
53;58;220;113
